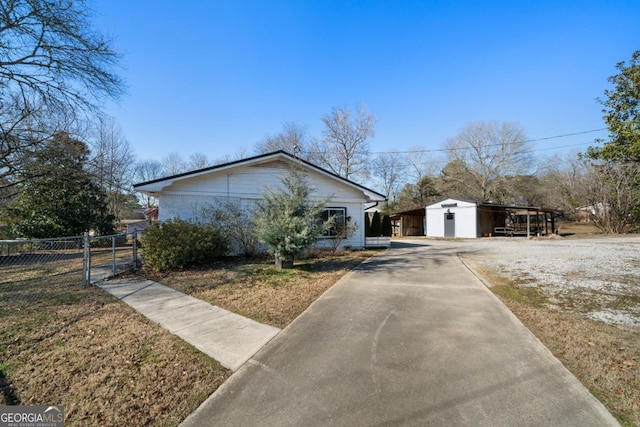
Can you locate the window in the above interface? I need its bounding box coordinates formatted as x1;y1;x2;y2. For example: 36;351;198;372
320;207;347;237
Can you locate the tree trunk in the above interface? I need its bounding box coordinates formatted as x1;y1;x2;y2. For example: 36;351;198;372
275;256;294;269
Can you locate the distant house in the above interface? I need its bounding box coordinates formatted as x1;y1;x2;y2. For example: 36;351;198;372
117;219;148;237
133;151;386;250
426;198;557;238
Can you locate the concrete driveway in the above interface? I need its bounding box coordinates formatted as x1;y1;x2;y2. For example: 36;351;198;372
181;239;618;426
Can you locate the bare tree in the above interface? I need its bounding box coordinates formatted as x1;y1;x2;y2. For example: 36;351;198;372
0;0;123;195
443;121;533;201
404;146;443;183
537;152;591;212
88;116;135;219
255;121;310;157
312;103;377;182
133;159;163;208
583;161;640;233
162;152;188;176
372;152;406;206
188;152;212;170
0;0;123;111
212;147;250;166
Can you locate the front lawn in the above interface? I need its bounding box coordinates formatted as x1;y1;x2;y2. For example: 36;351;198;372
151;250;380;329
0;266;229;426
1;248;378;426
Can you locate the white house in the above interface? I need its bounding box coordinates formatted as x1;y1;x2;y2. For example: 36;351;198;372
426;198;558;238
133;151;386;250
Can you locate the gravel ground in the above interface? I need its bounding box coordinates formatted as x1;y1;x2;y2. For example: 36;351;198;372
457;236;640;327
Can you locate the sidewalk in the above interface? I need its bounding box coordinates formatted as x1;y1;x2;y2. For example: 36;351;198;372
97;278;280;371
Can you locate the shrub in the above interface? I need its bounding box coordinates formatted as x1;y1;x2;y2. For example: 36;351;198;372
198;200;259;258
141;218;229;272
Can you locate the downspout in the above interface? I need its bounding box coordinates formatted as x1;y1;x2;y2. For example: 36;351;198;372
364;201;380;211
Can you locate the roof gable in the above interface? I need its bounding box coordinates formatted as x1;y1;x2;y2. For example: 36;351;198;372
134;150;386;202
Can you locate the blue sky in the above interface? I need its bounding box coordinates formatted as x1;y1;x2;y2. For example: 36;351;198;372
94;1;640;164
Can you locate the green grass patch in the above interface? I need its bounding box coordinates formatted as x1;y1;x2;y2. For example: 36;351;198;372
491;283;549;308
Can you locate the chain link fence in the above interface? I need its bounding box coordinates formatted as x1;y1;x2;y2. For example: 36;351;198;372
0;232;140;310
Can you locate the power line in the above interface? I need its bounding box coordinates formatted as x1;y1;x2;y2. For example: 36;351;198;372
367;128;608;155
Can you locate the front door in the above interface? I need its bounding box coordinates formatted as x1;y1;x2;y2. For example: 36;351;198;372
444;212;455;238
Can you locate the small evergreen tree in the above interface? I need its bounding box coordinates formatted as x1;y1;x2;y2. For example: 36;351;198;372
382;215;392;237
364;212;372;237
254;168;331;268
370;211;382;237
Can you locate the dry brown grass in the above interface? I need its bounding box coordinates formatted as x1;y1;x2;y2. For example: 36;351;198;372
469;261;640;427
2;248;377;425
1;255;230;426
556;220;601;236
153;250;379;329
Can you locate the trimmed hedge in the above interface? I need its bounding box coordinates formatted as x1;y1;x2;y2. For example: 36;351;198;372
141;219;229;272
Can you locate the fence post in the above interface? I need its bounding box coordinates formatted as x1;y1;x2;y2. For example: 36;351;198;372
132;230;138;270
112;235;116;275
82;231;90;287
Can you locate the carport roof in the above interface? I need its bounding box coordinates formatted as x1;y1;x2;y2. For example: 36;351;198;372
428;198;558;213
391;207;426;218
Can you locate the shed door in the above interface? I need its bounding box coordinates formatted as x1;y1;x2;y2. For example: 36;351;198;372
444;212;455;238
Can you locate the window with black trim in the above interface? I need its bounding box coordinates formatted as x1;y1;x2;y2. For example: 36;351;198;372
320;207;346;237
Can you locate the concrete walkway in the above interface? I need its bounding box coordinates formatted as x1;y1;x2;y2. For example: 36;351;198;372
97;279;280;371
181;240;619;427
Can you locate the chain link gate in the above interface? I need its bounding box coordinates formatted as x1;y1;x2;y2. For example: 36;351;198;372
82;230;140;287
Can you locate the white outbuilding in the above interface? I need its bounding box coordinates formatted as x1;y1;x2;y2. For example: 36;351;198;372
426;198;557;238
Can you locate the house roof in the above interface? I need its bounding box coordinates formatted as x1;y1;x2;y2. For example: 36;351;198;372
133;150;386;202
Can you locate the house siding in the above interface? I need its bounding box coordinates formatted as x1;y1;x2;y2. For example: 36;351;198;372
155;161;370;250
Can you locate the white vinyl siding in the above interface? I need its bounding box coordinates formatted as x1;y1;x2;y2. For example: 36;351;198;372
152;160;372;249
426;199;479;238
